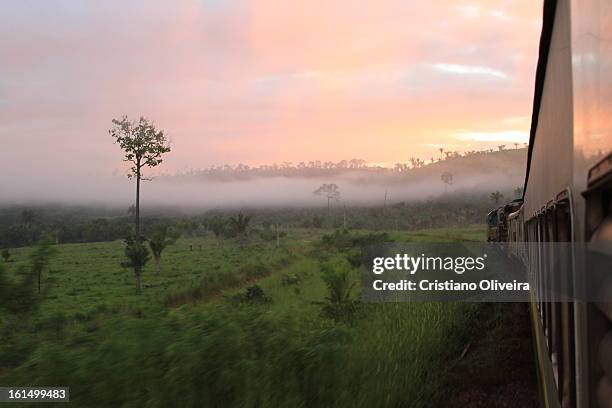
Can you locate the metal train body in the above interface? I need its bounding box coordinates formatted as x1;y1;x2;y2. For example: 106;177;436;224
494;1;612;407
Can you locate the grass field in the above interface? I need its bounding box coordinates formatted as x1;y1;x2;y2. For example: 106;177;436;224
0;226;486;407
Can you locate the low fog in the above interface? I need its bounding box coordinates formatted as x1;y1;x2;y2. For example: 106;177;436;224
0;164;524;210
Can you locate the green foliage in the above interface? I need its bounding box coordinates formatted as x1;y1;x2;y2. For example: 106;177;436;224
109;116;171;179
0;196;492;248
163;248;293;307
207;216;227;240
29;238;58;294
1;248;10;262
149;226;176;260
257;225;286;242
281;273;300;286
122;235;150;270
0;261;40;370
0;228;487;407
228;285;271;305
321;230;390;251
319;260;358;322
20;209;35;226
227;213;251;237
122;234;150;290
148;226;176;274
0;262;38;315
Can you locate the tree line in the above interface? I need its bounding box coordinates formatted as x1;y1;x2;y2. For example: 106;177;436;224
161;144;528;182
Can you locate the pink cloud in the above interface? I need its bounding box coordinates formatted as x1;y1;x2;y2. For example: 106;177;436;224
0;0;542;183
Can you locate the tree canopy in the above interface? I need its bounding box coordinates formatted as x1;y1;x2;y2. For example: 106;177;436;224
109;116;171;180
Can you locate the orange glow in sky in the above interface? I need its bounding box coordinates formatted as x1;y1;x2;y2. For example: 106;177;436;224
0;0;542;176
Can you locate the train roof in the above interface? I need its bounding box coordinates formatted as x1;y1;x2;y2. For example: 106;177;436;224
522;0;557;200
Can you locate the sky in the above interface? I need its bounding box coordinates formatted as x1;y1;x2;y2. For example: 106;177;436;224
0;0;542;182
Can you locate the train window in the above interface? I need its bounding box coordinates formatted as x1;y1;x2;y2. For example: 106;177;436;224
545;207;561;391
543;209;553;358
538;214;545;318
553;200;576;408
487;212;498;227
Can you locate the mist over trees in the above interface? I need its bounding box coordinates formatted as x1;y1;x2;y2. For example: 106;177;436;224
490;191;504;205
161;146;527;182
441;172;454;192
313;184;341;214
0;146;528;250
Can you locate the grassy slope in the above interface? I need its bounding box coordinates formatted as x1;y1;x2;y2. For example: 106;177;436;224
0;227;486;407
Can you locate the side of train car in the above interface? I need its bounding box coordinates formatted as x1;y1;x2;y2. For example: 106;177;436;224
488;1;612;407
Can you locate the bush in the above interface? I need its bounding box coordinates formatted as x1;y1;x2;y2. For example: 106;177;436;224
227;285;271;305
281;273;300;286
1;249;10;262
319;260;359;323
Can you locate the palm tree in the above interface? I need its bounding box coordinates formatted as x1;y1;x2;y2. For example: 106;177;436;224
229;213;252;239
441;172;454;193
208;216;227;246
148;226;177;275
490;191;504;205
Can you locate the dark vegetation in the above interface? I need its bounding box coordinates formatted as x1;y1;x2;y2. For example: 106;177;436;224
0;194;496;249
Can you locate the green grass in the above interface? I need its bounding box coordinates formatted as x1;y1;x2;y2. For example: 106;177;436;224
2;234;311;322
0;226;485;407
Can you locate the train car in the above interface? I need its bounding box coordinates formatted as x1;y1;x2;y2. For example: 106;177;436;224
507;203;527;262
488;199;523;243
496;1;612;407
487;209;500;242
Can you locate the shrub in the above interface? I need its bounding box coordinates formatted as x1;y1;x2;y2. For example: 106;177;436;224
1;249;10;262
281;273;300;286
228;285;272;305
319;260;359;323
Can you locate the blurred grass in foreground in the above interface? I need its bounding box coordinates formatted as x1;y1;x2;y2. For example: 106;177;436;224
0;227;485;407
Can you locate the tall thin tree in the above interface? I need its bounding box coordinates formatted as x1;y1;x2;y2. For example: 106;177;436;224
110;116;170;289
29;238;57;294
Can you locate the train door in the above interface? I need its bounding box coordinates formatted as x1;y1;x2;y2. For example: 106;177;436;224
582;154;612;408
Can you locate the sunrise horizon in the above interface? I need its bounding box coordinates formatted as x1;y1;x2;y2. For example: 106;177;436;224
1;0;542;184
